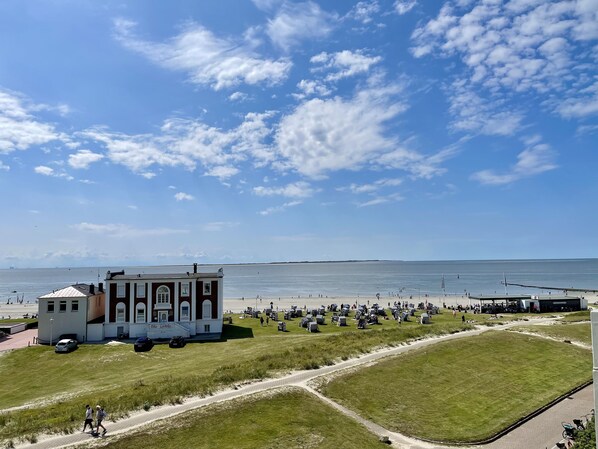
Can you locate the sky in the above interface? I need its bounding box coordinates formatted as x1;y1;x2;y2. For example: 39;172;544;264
0;0;597;268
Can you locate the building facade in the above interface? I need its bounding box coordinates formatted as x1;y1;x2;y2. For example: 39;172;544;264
38;283;105;344
103;265;224;340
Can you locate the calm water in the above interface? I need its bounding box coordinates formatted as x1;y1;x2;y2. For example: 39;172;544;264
1;259;597;303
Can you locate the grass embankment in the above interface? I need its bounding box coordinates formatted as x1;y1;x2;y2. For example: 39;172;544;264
73;388;383;449
0;313;472;442
510;321;591;346
560;310;591;322
318;331;592;443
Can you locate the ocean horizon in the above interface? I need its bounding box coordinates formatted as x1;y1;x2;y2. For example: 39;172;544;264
1;258;597;304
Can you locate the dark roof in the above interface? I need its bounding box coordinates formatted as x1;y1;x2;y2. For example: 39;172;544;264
107;272;222;281
468;294;532;301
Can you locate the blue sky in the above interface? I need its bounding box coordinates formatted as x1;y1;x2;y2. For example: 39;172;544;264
0;0;597;268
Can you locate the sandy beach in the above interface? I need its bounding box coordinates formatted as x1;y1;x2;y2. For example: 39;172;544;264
3;292;596;319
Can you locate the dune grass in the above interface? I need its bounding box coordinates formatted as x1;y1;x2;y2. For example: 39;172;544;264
0;314;473;442
318;331;592;443
72;388;384;449
510;321;591;346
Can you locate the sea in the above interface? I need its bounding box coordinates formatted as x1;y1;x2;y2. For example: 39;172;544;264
1;259;597;304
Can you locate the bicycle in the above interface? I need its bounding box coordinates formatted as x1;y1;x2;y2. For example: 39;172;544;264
561;421;577;440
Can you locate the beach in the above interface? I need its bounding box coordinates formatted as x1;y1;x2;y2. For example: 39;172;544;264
3;292;597;319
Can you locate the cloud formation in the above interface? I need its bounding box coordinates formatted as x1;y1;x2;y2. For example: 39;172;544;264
114;18;292;90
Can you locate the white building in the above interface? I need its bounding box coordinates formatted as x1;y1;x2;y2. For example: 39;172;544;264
38;283;105;344
102;265;224;340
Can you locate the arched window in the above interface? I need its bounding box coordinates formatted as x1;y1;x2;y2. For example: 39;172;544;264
157;286;170;304
136;303;146;323
116;302;126;323
180;301;190;321
202;300;212;319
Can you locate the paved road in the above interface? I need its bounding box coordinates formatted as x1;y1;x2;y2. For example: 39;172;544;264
0;329;37;352
13;320;594;449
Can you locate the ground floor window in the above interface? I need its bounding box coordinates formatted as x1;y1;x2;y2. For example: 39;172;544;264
204;324;210;333
116;302;126;322
136;304;146;323
180;301;190;321
202;300;212;319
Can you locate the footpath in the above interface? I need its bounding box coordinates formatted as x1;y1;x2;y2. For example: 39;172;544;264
14;319;592;449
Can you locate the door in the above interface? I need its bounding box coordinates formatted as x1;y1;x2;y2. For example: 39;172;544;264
159;311;168;323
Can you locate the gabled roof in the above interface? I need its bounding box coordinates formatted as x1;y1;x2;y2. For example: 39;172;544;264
38;284;99;299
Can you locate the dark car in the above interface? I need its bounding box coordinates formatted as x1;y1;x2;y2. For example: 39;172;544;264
55;338;78;353
169;336;186;348
134;337;154;352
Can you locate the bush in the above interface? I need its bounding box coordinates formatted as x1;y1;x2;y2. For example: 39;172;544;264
573;416;595;449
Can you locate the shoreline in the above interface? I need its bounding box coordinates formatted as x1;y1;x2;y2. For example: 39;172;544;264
2;293;596;319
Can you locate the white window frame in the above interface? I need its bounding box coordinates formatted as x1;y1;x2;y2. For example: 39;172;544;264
136;303;146;323
117;284;126;298
116;302;126;323
157;286;170;304
136;283;146;298
202;300;212;319
204;324;211;333
47;301;54;313
181;283;189;296
203;282;211;295
59;300;67;312
180;301;190;321
71;300;79;312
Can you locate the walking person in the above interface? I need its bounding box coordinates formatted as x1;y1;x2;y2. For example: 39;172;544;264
82;405;93;433
95;405;107;435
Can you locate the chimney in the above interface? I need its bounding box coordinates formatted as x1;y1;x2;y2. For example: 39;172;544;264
193;263;198;274
98;282;104;293
89;284;95;294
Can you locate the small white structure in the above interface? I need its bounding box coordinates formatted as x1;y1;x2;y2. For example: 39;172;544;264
38;284;105;344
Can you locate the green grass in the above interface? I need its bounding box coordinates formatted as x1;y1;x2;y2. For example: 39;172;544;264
0;319;37;325
319;331;592;443
510;321;592;346
0;314;473;441
72;388;383;449
561;310;591;322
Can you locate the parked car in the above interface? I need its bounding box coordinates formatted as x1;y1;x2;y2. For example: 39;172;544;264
134;337;154;352
55;338;78;353
169;336;186;348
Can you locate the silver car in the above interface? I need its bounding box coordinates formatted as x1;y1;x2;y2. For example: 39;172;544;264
54;338;78;353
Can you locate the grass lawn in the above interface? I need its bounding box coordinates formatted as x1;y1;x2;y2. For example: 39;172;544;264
72;388;383;449
560;310;590;322
318;331;592;443
510;321;591;346
0;312;474;441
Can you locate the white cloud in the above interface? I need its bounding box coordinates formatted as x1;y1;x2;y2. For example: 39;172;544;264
34;165;55;176
0;90;62;154
72;222;189;238
259;200;302;215
0;160;9;171
293;79;332;100
348;1;381;24
310;50;382;81
394;0;417;15
253;181;315;198
340;178;403;194
471;140;558;185
174;192;195;201
205;165;240;180
266;1;337;51
81;111;275;180
357;192;403;207
68;149;104;169
411;0;598;118
114;18;292;90
228;92;249;102
556;81;598;118
447;80;524;136
274;85;408;178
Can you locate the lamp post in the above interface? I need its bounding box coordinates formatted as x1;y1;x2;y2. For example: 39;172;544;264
49;318;54;346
